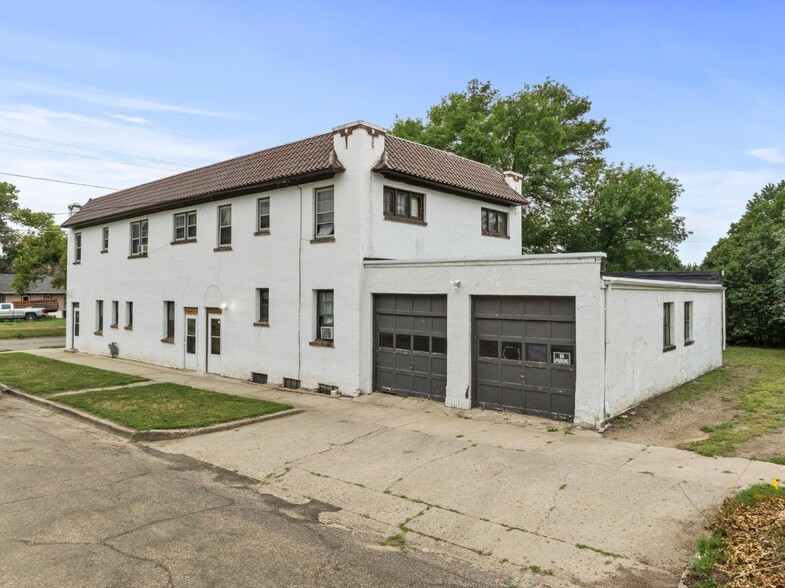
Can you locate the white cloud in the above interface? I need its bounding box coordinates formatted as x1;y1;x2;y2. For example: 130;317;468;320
745;147;785;164
111;114;150;125
9;80;232;119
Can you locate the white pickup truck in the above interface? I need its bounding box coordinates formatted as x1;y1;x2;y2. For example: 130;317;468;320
0;302;46;321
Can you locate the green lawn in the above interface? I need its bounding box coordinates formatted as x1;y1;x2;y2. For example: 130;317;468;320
0;317;66;339
0;353;146;395
56;383;293;430
684;347;785;457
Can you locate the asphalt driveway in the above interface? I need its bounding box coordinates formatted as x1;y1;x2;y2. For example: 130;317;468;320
17;348;785;587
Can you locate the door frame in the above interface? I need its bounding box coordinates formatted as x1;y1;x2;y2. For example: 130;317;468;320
71;302;80;349
205;306;222;374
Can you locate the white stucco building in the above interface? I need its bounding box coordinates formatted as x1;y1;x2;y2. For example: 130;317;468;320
62;121;724;427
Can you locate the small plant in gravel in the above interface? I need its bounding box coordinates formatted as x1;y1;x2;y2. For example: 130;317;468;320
382;532;406;550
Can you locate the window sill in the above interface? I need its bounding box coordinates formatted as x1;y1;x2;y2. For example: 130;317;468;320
213;245;233;252
482;231;510;239
310;236;335;244
161;337;175;344
254;229;271;237
253;321;270;327
171;239;197;245
109;324;118;329
309;340;334;348
127;254;148;259
72;261;81;265
100;249;108;254
383;213;427;227
94;331;103;336
662;344;676;353
685;340;695;346
124;326;133;331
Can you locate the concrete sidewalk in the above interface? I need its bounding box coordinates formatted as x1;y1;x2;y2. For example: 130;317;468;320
25;349;785;587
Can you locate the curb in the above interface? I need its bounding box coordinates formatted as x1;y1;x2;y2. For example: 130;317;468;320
0;384;304;441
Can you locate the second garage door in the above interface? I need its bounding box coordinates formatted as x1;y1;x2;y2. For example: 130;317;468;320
473;296;576;420
374;294;447;401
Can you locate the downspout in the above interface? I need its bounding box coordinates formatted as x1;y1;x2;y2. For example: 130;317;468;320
602;278;612;423
722;286;726;353
297;185;303;381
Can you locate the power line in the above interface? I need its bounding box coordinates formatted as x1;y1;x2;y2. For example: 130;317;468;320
0;140;185;173
0;171;120;190
0;131;193;168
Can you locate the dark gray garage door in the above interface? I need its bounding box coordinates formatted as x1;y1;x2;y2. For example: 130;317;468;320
374;294;447;401
474;296;576;420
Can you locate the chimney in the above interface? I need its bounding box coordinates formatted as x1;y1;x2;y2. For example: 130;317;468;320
67;202;82;217
503;171;523;195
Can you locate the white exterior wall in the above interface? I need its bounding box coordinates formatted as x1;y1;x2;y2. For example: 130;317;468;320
362;254;607;426
64;127;526;395
602;279;724;417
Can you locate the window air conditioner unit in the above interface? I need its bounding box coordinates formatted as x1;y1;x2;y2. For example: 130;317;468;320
320;326;334;340
140;244;148;254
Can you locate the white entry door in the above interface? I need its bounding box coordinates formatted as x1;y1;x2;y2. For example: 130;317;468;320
206;312;222;374
184;314;198;371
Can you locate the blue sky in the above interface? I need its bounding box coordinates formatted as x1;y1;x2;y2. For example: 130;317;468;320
1;0;784;263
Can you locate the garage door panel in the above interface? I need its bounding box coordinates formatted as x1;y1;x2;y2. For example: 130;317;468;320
474;296;575;421
374;294;448;402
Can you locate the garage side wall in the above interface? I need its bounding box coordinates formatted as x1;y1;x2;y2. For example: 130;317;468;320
362;255;607;426
603;281;724;418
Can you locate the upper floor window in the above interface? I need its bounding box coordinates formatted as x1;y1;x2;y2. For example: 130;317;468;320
481;208;508;237
257;197;270;232
174;211;197;242
130;220;148;256
663;302;674;351
101;227;109;252
383;187;424;221
314;187;334;237
74;232;82;262
684;301;694;344
217;205;232;246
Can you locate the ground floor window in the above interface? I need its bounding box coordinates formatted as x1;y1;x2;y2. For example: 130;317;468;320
95;300;103;333
684;301;694;344
164;301;175;340
316;290;334;340
663;302;674;350
125;301;133;329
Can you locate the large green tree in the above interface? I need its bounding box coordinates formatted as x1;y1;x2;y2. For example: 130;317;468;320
703;181;785;347
392;80;689;268
11;216;67;294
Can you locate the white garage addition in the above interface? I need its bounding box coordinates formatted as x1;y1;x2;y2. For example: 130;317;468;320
62;121;724;427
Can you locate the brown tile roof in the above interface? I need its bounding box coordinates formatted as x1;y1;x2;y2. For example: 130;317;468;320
373;135;525;205
62;132;344;228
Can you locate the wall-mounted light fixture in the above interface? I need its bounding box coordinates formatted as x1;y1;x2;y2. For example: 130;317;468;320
450;280;461;291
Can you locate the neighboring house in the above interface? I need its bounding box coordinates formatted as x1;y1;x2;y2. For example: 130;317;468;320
0;273;66;312
61;121;725;427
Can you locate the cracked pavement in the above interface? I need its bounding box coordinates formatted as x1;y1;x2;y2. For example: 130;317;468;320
0;397;518;587
13;348;785;587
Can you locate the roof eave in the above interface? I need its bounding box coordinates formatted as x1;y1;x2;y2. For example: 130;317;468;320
373;168;525;207
61;166;344;230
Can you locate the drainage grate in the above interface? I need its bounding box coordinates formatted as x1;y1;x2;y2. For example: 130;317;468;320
318;383;337;395
251;372;268;384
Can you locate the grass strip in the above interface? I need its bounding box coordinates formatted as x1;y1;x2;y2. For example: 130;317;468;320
0;352;146;394
56;382;292;430
0;318;66;339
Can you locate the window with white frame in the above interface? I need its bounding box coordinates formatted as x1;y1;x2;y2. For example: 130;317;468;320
95;300;104;333
383;187;424;221
111;300;118;327
74;232;82;262
130;220;148;255
256;288;269;324
257;197;270;232
684;301;694;344
217;205;232;246
174;211;197;242
663;302;674;350
101;227;109;252
316;290;334;341
314;187;334;237
164;301;175;340
481;208;508;237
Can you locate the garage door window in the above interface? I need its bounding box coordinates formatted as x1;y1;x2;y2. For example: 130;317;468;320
395;333;411;350
413;335;430;352
432;337;447;354
379;332;394;348
502;342;522;360
479;339;498;358
526;343;548;362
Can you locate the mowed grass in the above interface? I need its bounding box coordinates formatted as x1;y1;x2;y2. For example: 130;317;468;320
684;347;785;457
0;352;146;395
0;317;66;339
56;383;293;430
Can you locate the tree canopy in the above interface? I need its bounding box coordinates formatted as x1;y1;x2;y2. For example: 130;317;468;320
0;181;67;293
703;181;785;347
392;79;689;269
